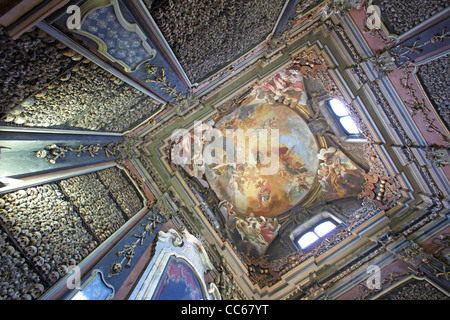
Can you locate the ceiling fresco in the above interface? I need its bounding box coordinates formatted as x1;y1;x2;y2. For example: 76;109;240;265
147;0;450;288
169;58;370;258
205;103;319;218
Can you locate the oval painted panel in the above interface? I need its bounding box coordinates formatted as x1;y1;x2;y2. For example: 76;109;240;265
204;104;318;217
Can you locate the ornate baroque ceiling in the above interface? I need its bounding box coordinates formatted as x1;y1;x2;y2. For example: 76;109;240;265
0;0;449;301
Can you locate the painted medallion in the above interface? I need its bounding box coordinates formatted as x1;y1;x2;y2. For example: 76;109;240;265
204;104;319;217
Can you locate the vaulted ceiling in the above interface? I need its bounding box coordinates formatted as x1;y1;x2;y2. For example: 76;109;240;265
146;0;287;82
0;0;449;301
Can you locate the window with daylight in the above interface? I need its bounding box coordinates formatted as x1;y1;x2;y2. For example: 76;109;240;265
295;219;337;250
327;98;360;135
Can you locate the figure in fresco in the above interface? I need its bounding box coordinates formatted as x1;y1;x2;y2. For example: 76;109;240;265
247;68;306;107
263;116;279;129
253;69;304;100
236;216;264;245
260;217;279;244
204;103;319;217
278;145;296;163
235;213;280;257
171;121;215;187
256;179;272;209
218;200;236;224
242;112;257;127
317;147;363;199
278;146;313;195
286;167;313;195
223;111;241;129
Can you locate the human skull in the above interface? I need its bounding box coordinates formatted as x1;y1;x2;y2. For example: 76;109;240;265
50;221;60;229
29;284;44;299
9;226;21;237
42;225;52;234
17;235;30;247
112;263;122;273
31;231;42;243
57;264;68;276
35;149;47;158
25;246;37;257
41;263;51;274
68;258;76;266
80;248;89;258
21;293;32;300
32;256;44;267
2;113;15;122
15;190;27;199
9;291;20;300
3;194;14;202
1;213;15;227
48;271;60;283
5;245;16;256
27;187;37;197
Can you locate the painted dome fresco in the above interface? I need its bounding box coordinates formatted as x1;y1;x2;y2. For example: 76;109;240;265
204;103;319;217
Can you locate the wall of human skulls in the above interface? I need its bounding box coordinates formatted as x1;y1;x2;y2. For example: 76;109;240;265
417;55;450;130
374;0;449;35
0;166;144;300
146;0;286;82
0;27;162;132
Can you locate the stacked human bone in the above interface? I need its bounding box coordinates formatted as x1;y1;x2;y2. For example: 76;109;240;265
375;0;449;34
417;55;450;129
0;228;45;300
59;173;126;242
0;27;162;132
0;184;97;299
0;168;144;299
97;167;143;219
147;0;285;82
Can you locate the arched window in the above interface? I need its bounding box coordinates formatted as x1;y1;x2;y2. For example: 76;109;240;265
295;219;337;249
327;98;360;135
297;232;319;249
314;220;337;237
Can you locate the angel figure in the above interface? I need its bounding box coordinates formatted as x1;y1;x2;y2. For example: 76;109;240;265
317;147;361;197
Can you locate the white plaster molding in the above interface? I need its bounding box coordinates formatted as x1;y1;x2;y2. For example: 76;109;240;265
129;228;221;300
